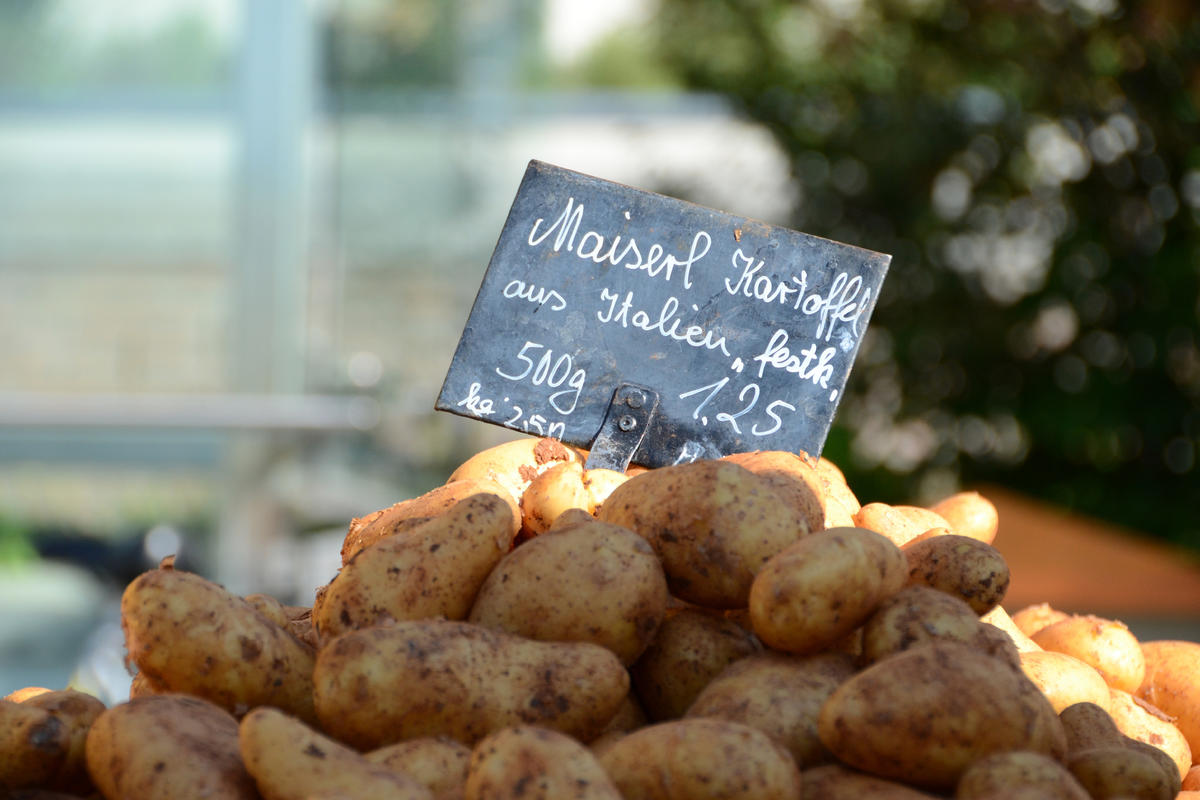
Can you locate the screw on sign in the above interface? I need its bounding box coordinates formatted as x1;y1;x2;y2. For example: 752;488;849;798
436;160;890;470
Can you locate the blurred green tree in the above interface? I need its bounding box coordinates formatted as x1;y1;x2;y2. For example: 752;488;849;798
654;0;1200;547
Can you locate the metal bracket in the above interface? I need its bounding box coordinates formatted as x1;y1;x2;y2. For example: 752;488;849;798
584;383;660;472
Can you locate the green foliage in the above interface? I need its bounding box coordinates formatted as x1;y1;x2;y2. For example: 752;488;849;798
655;0;1200;547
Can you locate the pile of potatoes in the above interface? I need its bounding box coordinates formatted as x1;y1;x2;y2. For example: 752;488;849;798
3;436;1200;799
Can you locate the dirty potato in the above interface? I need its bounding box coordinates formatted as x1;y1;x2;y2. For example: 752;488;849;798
464;726;622;800
903;534;1010;615
955;750;1090;800
239;706;432;800
315;492;516;639
10;689;106;795
684;650;857;766
341;478;520;563
84;694;259;800
121;567;317;724
818;641;1066;791
749;526;908;655
598;718;803;800
598;460;808;608
366;737;471;800
313;620;628;750
630;607;761;722
468;519;668;665
860;585;1005;666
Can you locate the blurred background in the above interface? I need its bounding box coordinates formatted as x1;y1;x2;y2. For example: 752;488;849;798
1;0;1197;700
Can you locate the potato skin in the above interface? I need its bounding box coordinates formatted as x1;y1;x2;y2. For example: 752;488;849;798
315;493;516;638
1020;651;1114;713
749;527;907;654
903;534;1010;615
342;478;519;563
685;650;856;766
84;694;259;800
366;738;471;800
313;620;629;749
980;604;1043;653
1032;615;1146;693
468;519;668;665
598;718;803;800
238;706;432;800
1137;640;1200;759
598;460;807;608
955;751;1089;800
630;608;761;722
121;568;317;724
464;726;622;800
818;641;1066;791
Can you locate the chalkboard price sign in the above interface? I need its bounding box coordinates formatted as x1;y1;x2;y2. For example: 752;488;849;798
436;160;891;469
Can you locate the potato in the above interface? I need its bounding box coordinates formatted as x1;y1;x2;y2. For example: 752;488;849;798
468;519;668;665
315;493;516;639
860;585;997;666
448;437;585;503
749;526;908;654
1138;640;1200;758
121;567;317;724
630;607;761;722
519;463;629;538
1032;614;1145;693
955;750;1090;800
800;764;940;798
244;594;318;650
719;450;826;533
1012;602;1070;637
815;455;862;514
980;604;1043;653
128;670;166;699
84;694;258;799
13;689;106;795
1066;745;1176;800
1185;765;1200;790
684;650;856;766
1020;651;1113;713
239;706;432;800
464;726;622;800
313;620;629;749
366;738;471;800
903;534;1010;615
597;459;808;608
1059;700;1129;752
818;641;1066;791
1108;688;1191;780
598;718;803;800
0;699;72;792
3;686;52;702
853;502;950;547
929;490;999;544
342;478;520;563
